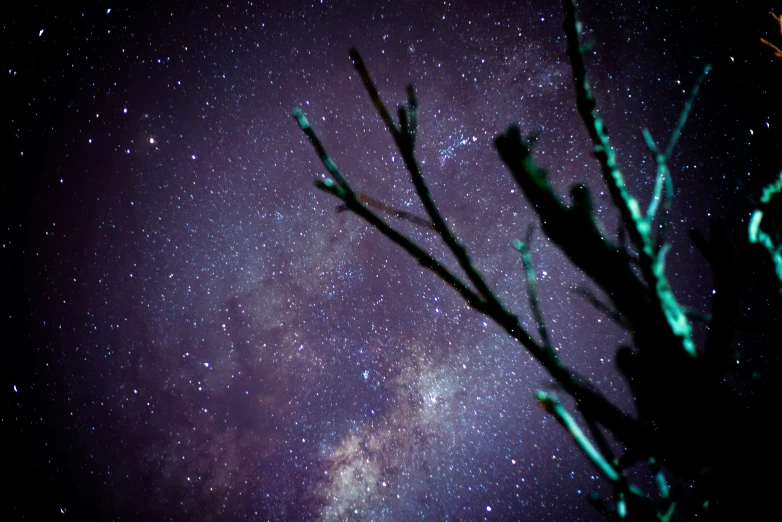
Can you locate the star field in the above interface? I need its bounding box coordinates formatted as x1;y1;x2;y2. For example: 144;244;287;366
4;1;779;521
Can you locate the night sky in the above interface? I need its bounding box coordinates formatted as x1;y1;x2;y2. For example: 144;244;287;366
4;1;780;520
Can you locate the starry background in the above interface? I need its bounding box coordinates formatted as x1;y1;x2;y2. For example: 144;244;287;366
3;0;780;520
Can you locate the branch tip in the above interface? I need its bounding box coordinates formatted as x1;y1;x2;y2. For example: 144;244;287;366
292;107;309;129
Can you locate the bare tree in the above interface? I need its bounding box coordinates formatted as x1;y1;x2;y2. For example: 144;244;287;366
293;1;782;519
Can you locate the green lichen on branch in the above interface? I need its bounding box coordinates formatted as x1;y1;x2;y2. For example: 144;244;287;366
749;171;782;291
562;0;700;358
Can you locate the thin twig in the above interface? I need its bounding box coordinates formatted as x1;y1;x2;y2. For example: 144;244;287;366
760;12;782;58
665;65;711;159
513;226;553;350
349;49;399;138
337;192;436;231
293;109;353;193
573;286;631;329
645;65;711;245
406;84;418;144
642;128;665;224
585;416;617;468
682;307;711;323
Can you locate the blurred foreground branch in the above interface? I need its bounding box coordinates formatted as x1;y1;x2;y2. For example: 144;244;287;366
292;0;781;519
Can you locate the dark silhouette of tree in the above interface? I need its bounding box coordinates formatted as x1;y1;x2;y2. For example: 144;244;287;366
293;1;781;519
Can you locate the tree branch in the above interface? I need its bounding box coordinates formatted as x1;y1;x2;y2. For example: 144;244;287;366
749;171;782;291
644;65;711;248
513;227;553;351
562;0;696;358
537;390;621;482
301;49;643;450
349;49;503;310
293;109;488;314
